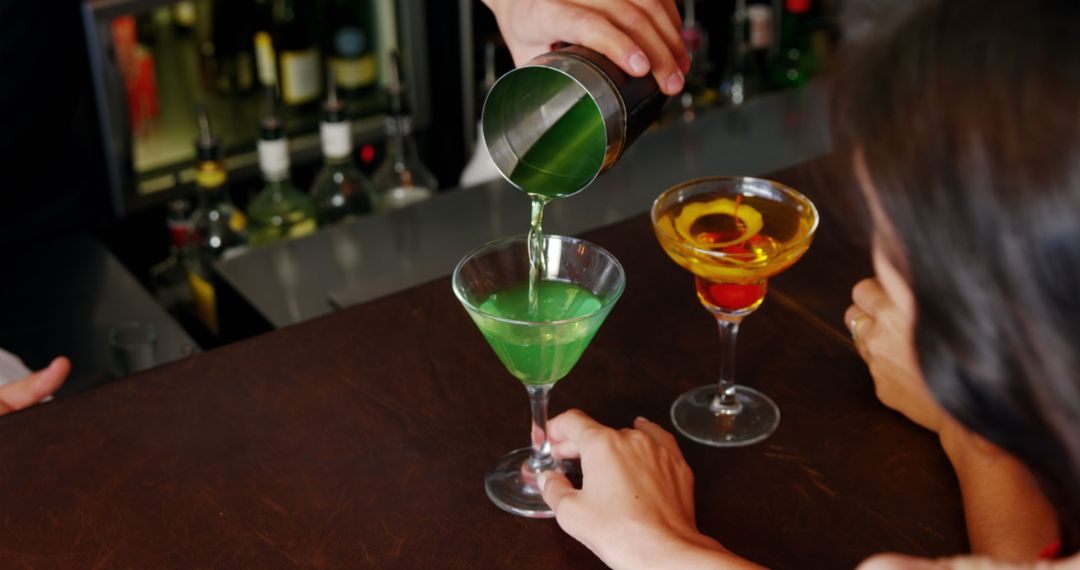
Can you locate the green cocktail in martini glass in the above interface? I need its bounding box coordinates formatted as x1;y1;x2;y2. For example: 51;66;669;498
452;234;625;517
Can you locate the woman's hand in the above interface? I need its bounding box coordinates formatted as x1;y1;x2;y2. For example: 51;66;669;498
538;409;762;570
844;272;950;434
0;356;69;415
481;0;691;95
847;251;1059;561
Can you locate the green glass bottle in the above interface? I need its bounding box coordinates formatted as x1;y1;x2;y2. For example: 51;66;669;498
310;75;377;224
770;0;820;89
247;88;318;246
187;105;246;334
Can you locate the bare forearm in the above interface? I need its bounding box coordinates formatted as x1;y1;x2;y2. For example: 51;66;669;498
941;425;1059;561
600;529;767;570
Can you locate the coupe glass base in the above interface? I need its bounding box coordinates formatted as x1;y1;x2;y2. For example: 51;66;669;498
670;385;780;447
485;447;578;518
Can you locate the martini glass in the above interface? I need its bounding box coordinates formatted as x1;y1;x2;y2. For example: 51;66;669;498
452;234;625;517
652;176;818;447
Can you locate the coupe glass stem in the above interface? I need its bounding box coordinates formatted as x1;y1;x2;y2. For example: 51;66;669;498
526;383;557;473
711;317;744;415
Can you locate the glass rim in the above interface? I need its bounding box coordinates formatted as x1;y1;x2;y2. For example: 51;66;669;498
481;64;607;198
650;175;820;261
451;234;626;327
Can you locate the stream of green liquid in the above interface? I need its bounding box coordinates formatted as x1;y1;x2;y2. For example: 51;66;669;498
527;194;551;315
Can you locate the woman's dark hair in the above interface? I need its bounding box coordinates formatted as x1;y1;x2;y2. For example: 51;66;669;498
834;0;1080;551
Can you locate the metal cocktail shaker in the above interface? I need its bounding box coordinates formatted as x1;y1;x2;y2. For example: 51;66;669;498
482;45;668;198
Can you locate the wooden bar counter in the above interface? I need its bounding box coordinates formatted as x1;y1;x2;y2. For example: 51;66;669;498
0;162;967;568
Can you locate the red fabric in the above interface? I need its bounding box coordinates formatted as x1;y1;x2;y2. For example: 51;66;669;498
1039;541;1062;560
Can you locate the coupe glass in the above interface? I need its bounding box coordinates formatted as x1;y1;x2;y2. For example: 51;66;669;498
651;176;818;447
452;234;625;517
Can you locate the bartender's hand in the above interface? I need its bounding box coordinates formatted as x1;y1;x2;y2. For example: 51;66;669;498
481;0;691;96
0;357;69;415
539;409;763;570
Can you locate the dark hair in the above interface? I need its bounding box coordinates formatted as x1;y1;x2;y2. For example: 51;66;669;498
834;0;1080;551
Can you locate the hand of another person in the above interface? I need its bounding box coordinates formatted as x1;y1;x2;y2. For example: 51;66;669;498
858;552;1080;570
481;0;691;95
844;275;951;434
0;357;69;416
538;409;762;570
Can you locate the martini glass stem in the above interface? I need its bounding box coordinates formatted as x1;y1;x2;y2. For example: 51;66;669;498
526;383;557;473
711;317;744;415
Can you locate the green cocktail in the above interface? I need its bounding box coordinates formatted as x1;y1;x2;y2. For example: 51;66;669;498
453;234;625;518
475;281;603;384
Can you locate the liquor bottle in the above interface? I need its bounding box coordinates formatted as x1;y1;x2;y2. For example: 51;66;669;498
719;0;750;106
310;73;377;224
187;105;247;334
732;3;774;99
372;53;437;210
459;41;501;188
246;88;318;246
676;0;715;118
211;0;255;95
770;0;820;88
274;0;322;108
150;199;194;312
326;0;378;100
253;0;277;88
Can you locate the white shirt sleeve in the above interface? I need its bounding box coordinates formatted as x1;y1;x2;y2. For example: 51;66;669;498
0;348;32;387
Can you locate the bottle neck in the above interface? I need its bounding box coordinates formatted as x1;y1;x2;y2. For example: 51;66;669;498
195;160;229;204
385;115;415;164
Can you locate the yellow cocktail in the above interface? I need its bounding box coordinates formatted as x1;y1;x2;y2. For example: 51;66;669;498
652;176;818;446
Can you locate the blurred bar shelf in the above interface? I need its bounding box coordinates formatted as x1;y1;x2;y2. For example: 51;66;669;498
82;0;430;216
217;81;832;329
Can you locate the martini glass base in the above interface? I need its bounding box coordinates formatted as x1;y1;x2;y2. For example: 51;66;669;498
670;385;780;447
485;447;579;518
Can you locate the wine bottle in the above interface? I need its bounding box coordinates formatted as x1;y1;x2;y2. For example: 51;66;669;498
246;88;318;246
326;0;378;99
372;52;437;210
187;105;247;334
212;1;255;95
770;0;820;88
310;72;377;224
274;0;322;107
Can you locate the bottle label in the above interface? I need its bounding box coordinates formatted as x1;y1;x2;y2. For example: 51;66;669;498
254;32;277;86
786;0;811;14
258;138;290;180
280;48;321;105
195;163;226;189
287;218;317;239
229;210;247;234
187;269;218;335
748;5;773;50
330;55;376;89
332;26;376;89
167;221;190;250
320;121;353;159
